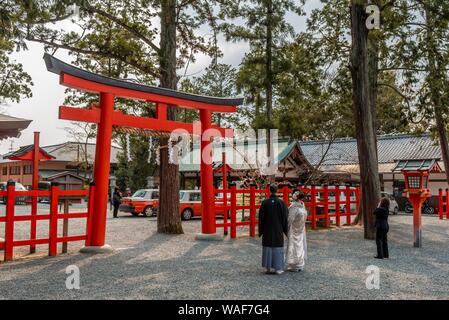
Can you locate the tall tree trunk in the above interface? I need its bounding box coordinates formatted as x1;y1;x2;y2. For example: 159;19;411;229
425;6;449;183
158;0;183;234
350;0;379;240
265;0;275;182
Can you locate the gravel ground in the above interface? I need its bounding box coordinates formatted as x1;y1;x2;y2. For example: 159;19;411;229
0;206;448;300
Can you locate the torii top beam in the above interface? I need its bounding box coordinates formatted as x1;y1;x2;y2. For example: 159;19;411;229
43;53;243;113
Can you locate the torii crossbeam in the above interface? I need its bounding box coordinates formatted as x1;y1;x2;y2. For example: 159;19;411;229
44;53;243;249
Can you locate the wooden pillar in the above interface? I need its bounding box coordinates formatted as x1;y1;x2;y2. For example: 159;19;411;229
200;109;216;234
87;92;114;248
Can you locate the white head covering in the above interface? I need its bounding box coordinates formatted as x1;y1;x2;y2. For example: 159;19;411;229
292;191;301;201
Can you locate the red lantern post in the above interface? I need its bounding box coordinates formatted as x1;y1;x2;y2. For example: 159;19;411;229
394;159;441;248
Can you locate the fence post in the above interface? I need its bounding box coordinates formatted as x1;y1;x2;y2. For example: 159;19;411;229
439;188;443;220
4;181;16;261
355;185;360;214
282;185;290;207
335;185;341;227
49;182;59;256
230;184;237;239
323;184;329;228
311;185;317;230
250;184;256;237
443;188;449;218
86;181;95;246
443;188;449;219
345;184;351;225
222;183;228;236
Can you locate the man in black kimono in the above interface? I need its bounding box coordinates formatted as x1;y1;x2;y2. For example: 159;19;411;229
258;184;289;274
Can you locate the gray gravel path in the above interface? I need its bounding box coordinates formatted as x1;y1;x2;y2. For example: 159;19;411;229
0;208;448;300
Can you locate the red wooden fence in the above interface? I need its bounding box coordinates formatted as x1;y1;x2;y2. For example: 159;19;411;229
0;181;94;262
214;184;360;239
438;188;449;220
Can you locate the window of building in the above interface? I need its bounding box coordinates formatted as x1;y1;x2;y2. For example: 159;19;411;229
23;164;33;175
9;166;21;175
2;166;7;175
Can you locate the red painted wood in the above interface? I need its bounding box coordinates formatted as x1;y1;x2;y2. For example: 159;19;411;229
323;185;329;228
4;184;15;261
60;73;238;113
311;185;317;230
156;103;167;120
59;105;232;138
335;185;341;226
221;153;228;236
90;93;114;247
200;109;216;235
445;189;448;219
345;185;351;225
439;189;443;220
249;185;256;237
49;184;59;256
230;185;237;239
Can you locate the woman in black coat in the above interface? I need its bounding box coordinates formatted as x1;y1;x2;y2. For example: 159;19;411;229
112;188;122;218
374;197;390;259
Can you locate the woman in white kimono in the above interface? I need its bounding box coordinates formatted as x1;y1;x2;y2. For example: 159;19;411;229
285;191;308;272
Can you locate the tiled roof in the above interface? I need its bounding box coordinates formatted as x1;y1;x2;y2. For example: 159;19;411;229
0;142;121;164
300;133;441;166
179;139;311;172
179;133;443;174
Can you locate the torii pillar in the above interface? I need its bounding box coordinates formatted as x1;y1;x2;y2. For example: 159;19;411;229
80;93;115;253
195;109;221;240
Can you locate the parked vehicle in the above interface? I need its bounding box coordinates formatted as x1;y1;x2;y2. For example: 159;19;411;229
119;189;159;217
38;181;51;203
0;181;28;204
380;192;400;215
404;198;435;215
178;190;229;221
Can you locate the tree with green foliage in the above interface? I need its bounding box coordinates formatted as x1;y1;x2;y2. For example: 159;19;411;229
0;51;33;106
220;0;304;180
13;0;226;234
0;1;33;106
180;63;252;131
386;1;449;183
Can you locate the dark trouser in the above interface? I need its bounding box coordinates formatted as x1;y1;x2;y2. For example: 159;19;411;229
113;205;119;218
376;228;389;258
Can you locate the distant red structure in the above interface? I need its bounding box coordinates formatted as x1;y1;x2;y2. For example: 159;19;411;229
5;132;54;253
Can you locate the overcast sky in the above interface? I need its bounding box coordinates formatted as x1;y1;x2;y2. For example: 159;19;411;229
0;3;319;154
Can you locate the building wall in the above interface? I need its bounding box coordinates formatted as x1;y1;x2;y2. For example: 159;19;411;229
0;161;84;187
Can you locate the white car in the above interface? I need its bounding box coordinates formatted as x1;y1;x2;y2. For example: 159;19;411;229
380;192;399;215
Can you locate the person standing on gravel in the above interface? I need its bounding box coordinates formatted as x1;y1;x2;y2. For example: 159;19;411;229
374;197;390;259
285;191;308;272
258;184;289;275
112;187;122;219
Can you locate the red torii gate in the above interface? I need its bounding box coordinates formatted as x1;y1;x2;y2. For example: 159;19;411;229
44;54;243;251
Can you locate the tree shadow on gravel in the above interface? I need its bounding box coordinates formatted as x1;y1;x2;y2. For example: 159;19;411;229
0;216;448;299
